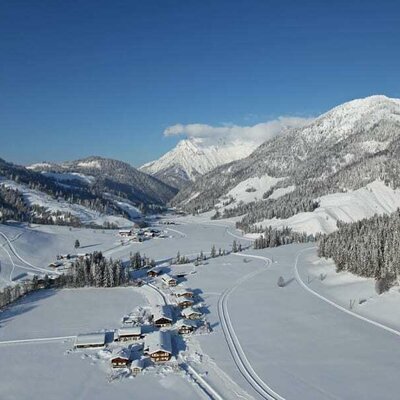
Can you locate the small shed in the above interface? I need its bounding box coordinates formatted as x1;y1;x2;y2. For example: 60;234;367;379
161;274;177;287
181;307;202;320
176;319;197;335
75;332;106;349
144;331;172;362
48;261;63;268
131;358;144;375
153;305;173;327
115;326;142;342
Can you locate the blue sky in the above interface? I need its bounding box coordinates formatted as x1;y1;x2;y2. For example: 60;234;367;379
1;0;400;166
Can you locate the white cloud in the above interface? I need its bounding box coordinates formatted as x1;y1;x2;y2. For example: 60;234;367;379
163;116;313;145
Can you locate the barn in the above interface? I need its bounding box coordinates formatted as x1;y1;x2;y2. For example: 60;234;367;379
153;305;173;327
74;332;106;349
144;331;172;362
114;326;143;342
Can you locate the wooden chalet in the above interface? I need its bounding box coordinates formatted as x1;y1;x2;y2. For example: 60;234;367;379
144;331;172;363
161;273;177;287
153;305;173;327
177;296;194;309
181;307;202;320
147;267;163;277
75;332;106;349
114;326;142;342
176;319;197;335
110;350;131;368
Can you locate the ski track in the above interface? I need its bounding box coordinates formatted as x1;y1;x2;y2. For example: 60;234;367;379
0;231;59;275
218;252;285;400
294;246;400;339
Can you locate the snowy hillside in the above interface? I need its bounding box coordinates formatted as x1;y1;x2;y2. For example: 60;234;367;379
0;178;132;227
246;180;400;235
28;156;178;207
174;95;400;234
140;138;257;188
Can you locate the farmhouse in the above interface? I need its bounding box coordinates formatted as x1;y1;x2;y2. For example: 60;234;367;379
110;350;131;368
161;274;177;287
176;296;194;309
144;331;172;362
114;326;143;342
147;266;163;277
74;332;106;349
176;319;197;334
181;307;202;320
119;229;134;237
173;288;194;298
153;305;173;327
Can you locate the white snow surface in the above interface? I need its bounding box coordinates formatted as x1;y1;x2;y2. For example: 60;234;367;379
2;216;400;399
219;174;285;208
253;180;400;235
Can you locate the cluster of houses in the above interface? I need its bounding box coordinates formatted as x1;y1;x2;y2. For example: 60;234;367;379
118;227;167;241
74;282;204;375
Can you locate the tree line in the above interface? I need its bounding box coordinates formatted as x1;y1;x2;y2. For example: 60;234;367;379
318;210;400;292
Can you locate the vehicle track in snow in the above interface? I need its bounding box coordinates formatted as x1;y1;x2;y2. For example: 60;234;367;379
217;253;285;400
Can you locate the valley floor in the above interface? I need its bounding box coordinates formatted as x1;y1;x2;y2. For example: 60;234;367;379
1;216;400;399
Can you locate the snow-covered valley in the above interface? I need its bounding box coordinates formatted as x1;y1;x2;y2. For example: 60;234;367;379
1;215;400;399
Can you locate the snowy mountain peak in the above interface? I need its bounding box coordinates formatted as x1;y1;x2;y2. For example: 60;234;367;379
140;137;257;188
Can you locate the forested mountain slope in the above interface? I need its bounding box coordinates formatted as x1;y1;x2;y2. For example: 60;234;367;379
173;96;400;233
1;156;177;226
29;156;178;206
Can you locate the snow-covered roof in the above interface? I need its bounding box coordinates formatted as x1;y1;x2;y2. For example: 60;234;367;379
176;319;198;328
116;326;142;337
111;348;131;361
181;307;202;318
131;358;144;369
75;332;106;346
148;266;164;274
174;288;193;296
153;305;173;322
161;273;176;283
177;296;194;304
144;331;172;355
